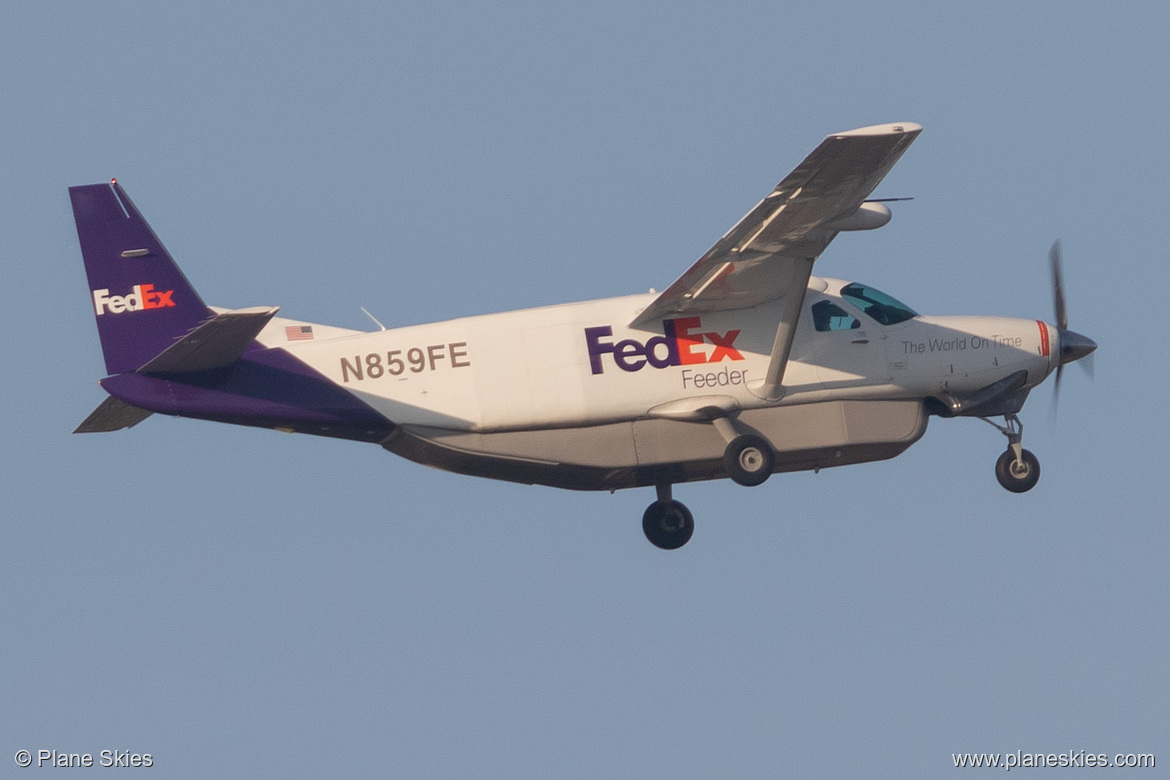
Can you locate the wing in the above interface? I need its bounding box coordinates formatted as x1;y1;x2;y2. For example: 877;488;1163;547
631;122;921;328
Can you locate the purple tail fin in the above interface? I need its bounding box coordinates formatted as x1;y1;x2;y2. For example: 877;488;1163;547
70;180;213;374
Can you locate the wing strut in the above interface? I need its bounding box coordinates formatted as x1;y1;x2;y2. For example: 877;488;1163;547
751;257;814;401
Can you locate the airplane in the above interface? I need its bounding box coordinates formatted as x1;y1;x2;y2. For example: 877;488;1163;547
70;122;1096;550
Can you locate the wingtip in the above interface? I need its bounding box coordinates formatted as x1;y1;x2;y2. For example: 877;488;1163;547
834;122;922;137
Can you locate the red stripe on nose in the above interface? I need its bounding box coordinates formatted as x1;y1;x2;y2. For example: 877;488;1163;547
1037;320;1050;357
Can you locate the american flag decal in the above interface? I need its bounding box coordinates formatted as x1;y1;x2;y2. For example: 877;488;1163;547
285;325;314;341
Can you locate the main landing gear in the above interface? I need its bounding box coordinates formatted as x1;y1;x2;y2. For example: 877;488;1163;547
642;484;694;550
722;433;775;487
712;417;775;487
982;412;1041;493
642;425;776;549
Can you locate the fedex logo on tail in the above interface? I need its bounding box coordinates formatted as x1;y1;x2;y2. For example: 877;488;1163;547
585;317;744;374
93;284;175;316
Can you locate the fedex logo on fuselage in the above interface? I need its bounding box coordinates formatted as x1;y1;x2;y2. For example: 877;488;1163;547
93;284;175;316
585;316;744;374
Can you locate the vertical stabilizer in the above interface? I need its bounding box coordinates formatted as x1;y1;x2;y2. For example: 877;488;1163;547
69;181;213;374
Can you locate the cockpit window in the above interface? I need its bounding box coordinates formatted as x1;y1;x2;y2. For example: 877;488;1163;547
839;283;918;325
811;300;860;331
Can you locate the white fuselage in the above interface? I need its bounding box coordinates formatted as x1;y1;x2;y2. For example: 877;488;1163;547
264;277;1057;434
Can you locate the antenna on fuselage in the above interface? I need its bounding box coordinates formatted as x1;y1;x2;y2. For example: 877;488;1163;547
360;306;387;331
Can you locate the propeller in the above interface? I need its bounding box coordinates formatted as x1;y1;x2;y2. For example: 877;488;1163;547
1048;239;1097;411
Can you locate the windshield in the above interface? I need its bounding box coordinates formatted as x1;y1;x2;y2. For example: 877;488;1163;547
839;282;918;325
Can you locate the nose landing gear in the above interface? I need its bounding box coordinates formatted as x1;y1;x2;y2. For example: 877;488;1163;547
995;448;1040;492
982;413;1041;493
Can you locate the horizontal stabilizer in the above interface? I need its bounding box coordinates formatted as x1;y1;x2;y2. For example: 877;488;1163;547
138;306;280;373
74;396;153;433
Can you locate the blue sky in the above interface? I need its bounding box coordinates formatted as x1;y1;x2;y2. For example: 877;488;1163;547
2;3;1166;776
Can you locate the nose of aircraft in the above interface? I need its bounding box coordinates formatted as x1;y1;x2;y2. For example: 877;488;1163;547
1058;328;1097;365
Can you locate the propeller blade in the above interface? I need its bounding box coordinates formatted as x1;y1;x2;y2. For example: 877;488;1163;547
1047;241;1095;418
1080;350;1095;380
1052;363;1063;415
1050;239;1067;330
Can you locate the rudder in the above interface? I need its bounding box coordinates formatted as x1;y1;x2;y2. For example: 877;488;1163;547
70;180;212;374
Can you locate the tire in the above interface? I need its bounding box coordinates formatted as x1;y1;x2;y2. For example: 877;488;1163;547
995;448;1040;493
723;434;775;487
642;500;695;550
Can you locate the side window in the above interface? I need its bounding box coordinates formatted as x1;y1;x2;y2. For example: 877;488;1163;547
811;300;860;331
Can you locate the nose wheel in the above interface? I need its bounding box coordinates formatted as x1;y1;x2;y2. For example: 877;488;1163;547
982;413;1041;493
995;448;1040;492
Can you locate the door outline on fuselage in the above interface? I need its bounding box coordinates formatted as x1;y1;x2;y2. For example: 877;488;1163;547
806;295;888;390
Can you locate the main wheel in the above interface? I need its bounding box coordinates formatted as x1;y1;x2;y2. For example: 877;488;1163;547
995;448;1040;493
723;434;775;487
642;500;695;550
